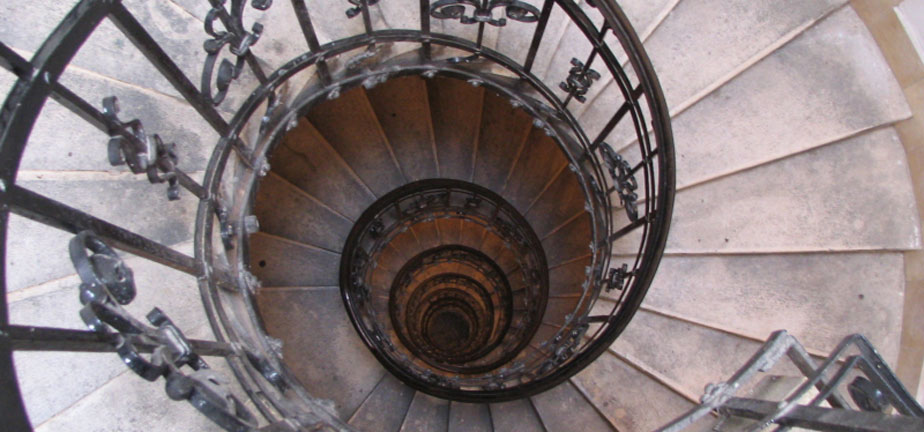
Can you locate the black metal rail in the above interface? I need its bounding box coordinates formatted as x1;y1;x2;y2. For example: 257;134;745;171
658;331;924;432
0;0;675;428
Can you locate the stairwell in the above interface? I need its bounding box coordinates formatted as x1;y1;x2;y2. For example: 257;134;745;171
0;1;921;431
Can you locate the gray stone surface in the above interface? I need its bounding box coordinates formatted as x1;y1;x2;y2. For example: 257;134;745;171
10;241;206;425
489;399;544;432
617;0;677;38
573;354;692;432
22;67;217;172
257;287;385;420
7;177;198;292
493;0;571;69
639;251;905;364
400;392;449;432
349;374;415;432
612;310;767;398
448;402;491;432
661;128;921;253
531;380;612;432
645;0;845;111
1;1;251;111
33;326;244;432
667;6;910;189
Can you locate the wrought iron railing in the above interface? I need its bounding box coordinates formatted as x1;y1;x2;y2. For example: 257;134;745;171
0;0;674;429
659;331;924;432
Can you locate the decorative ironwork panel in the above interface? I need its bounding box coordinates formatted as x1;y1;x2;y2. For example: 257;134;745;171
429;0;541;27
559;57;601;103
201;0;273;105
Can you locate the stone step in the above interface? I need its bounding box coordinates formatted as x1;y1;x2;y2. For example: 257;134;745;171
32;325;244;432
1;0;250;112
10;241;206;426
611;309;770;399
489;398;545;432
572;353;693;432
633;251;905;364
448;402;492;432
660;127;920;254
349;374;416;432
400;392;450;432
502;129;569;214
2;66;216;173
618;0;679;40
644;0;845;114
8;176;198;292
256;286;385;420
664;6;910;190
531;380;613;432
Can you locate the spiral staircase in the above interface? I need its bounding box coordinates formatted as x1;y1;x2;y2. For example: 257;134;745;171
1;0;922;431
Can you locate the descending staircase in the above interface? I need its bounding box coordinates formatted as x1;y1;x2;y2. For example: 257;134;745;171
1;0;920;431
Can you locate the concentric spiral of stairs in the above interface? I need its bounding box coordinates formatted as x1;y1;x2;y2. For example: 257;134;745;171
1;0;921;431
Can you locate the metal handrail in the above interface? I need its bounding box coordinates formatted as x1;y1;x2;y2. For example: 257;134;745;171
0;0;674;428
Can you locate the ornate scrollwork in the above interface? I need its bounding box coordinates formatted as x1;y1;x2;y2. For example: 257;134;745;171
605;263;630;292
345;0;380;18
102;96;180;200
600;143;639;221
69;231;284;432
201;0;273;106
430;0;540;27
559;58;601;103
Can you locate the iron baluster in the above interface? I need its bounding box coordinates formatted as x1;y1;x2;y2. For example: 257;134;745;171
0;41;31;77
523;0;554;72
101;96;182;200
201;0;273;106
107;3;230;136
67;230;284;431
559;57;601;104
420;0;432;58
289;0;332;83
592;84;642;148
600;142;639;221
3;325;236;356
604;263;630;292
658;331;924;432
5;184;199;275
429;0;541;27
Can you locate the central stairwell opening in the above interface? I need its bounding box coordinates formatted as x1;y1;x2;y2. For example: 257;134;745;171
249;74;657;404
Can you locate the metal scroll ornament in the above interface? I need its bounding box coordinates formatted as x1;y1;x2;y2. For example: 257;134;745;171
430;0;541;27
345;0;380;18
600;142;639;221
559;58;601;103
201;0;273;105
69;231;262;432
101;96;180;200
